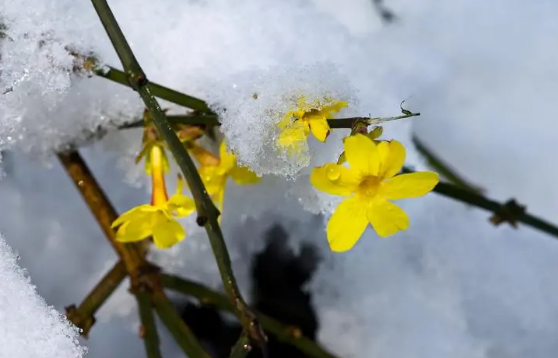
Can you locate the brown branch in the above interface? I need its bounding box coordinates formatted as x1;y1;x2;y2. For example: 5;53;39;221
57;151;145;277
59;149;211;355
65;260;126;337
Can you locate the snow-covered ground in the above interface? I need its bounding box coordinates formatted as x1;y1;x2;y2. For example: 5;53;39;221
1;0;558;357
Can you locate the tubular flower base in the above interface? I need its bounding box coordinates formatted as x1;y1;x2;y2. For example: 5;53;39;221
197;140;260;211
112;145;196;249
311;134;439;252
278;96;348;153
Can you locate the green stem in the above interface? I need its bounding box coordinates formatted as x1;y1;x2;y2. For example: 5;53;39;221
66;260;127;338
402;166;558;238
151;289;211;358
93;65;212;113
412;135;483;193
89;0;266;349
161;274;340;358
136;290;163;358
120;115;418;131
229;334;252;358
120;115;220;130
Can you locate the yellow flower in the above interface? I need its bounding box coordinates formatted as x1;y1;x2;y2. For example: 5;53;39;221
311;134;439;252
198;140;260;211
112;145;196;249
278;96;348;153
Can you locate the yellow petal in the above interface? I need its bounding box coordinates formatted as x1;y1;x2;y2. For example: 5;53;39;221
277;121;309;152
310;163;359;196
219;140;236;172
344;134;380;176
152;218;186;249
111;205;157;228
326;196;369;252
166;194;196;217
199;166;227;196
308;117;330;142
115;216;154;243
321;100;348;117
367;198;409;237
174;174;185;195
229;166;260;185
379;172;439;200
377;140;406;179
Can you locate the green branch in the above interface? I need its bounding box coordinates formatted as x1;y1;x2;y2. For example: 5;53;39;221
93;64;212;113
412;135;483;193
161;274;340;358
152;289;211;358
403;166;558;238
136;290;163;358
89;0;266;350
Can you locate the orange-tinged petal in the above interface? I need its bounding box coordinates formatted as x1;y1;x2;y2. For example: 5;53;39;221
367;198;409;237
310;163;359;196
379;172;439;200
377;140;406;179
111;205;157;228
344;134;380;176
326;196;369;252
308;117;330;142
152;218;185;249
229;166;260;185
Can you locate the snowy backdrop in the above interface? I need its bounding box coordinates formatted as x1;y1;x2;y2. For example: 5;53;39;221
1;0;558;357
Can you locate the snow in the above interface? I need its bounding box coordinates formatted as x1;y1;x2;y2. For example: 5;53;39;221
1;0;558;357
0;233;85;358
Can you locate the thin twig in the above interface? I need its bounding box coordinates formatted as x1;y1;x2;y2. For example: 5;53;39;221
92;64;212;113
66;260;126;338
151;289;211;358
89;0;266;351
161;274;340;358
229;334;252;358
136;290;163;358
402;166;558;238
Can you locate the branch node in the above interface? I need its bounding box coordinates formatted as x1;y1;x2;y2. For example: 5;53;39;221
196;215;208;226
489;199;526;228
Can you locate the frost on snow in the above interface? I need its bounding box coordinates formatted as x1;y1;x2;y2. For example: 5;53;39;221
0;233;85;358
1;0;558;358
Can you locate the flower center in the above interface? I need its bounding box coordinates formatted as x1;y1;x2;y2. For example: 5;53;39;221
358;175;381;198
